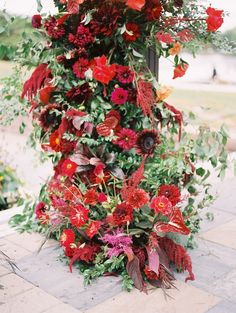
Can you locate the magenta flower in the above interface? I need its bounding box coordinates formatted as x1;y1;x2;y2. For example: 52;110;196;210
111;87;128;105
100;228;133;258
115;128;137;150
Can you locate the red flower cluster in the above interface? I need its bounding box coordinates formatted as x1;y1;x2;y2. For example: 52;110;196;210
206;7;224;32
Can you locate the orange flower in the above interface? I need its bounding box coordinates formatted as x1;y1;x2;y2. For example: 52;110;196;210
156;85;173;101
126;0;145;11
173;63;189;79
168;42;182;56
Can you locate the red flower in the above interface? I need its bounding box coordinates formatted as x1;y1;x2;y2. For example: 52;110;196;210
35;202;49;225
111;88;128;105
73;58;90;79
39;85;55;105
97;193;108;203
115;65;134;84
114;128;137;150
206;7;224;32
177;29;193;42
173;63;189;79
136;129;160;156
60;229;75;247
127;188;149;209
66;82;92;104
94;164;105;179
123;23;141;42
84;189;98;205
126;0;145;11
65;245;76;258
112;203;133;226
32;15;42;28
85;221;102;238
70;243;100;264
145;0;162;21
60;159;78;178
93;55;116;85
156;31;174;44
150;195;172;216
44;17;65;39
39;104;61;131
68;25;94;47
49;130;76;153
96;110;120;137
63;185;83;202
158;184;181;206
70;204;89;228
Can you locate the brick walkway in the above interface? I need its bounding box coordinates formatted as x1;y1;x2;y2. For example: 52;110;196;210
0;155;236;313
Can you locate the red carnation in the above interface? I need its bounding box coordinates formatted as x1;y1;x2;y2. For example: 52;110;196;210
111;87;128;105
93;55;116;85
158;184;181;206
32;15;42;28
44;17;65;39
173;63;189;79
70;204;89;228
85;221;102;239
150;195;172;216
73;58;90;79
206;7;224;32
112;203;133;226
114;128;137;150
123;23;141;42
60;159;78;178
68;25;94;47
127;188;149;209
60;229;75;247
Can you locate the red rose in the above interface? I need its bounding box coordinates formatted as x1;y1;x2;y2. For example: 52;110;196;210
206;7;224;32
173;63;189;79
126;0;145;11
93;55;116;84
32;15;42;28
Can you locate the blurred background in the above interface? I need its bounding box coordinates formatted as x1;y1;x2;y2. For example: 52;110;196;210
0;0;235;200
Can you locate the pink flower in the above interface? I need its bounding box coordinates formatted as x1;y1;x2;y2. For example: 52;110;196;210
116;65;134;84
150;195;172;216
115;128;137;150
111;87;128;105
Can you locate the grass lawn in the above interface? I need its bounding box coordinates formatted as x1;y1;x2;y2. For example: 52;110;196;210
168;89;236;136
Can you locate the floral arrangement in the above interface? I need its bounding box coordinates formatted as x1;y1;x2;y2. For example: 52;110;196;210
12;0;228;291
0;160;21;211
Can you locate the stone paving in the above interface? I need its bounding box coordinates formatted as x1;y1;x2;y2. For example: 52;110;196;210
0;156;236;313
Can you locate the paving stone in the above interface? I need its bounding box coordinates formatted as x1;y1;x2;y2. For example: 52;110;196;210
209;269;236;304
84;280;220;313
201;219;236;250
199;208;235;233
206;300;236;313
0;238;31;261
4;232;58;253
15;246;122;311
0;223;16;238
0;273;34;303
42;302;83;313
0;286;63;313
0;266;10;277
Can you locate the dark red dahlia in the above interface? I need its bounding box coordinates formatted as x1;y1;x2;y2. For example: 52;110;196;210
90;5;120;36
73;58;90;79
112;202;133;226
72;243;101;263
68;25;94;47
116;65;135;85
39;104;61;131
44;17;65;39
66;82;92;104
123;23;140;42
127;188;149;209
133;246;146;269
158;184;181;206
32;14;42;28
136;129;160;156
145;0;162;21
114;128;137;150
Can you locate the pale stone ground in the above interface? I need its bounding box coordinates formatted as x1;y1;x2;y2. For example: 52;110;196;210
0;124;236;312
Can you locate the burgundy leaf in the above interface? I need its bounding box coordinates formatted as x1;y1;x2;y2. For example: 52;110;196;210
126;255;145;291
70;153;90;165
72;116;84;130
90;157;103;166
